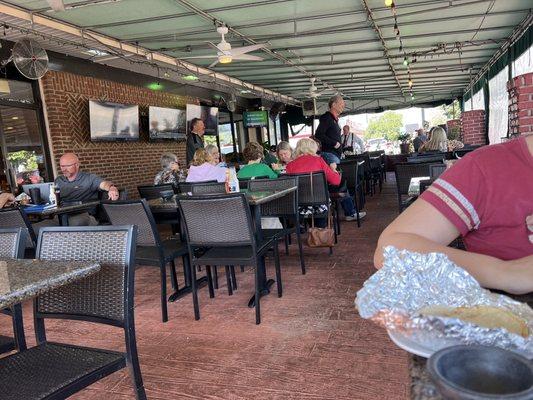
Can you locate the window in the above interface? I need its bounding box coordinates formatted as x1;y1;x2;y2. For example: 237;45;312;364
488;67;509;145
513;44;533;78
464;89;484;111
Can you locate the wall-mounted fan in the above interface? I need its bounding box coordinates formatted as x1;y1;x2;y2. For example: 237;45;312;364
179;25;267;68
2;39;49;80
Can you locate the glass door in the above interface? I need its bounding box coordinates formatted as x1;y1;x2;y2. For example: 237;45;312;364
0;106;49;194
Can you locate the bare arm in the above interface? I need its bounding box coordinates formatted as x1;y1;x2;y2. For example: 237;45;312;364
0;193;15;208
374;198;533;295
99;181;119;200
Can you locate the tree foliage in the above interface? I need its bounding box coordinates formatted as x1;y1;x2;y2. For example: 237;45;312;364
443;99;462;120
365;111;403;141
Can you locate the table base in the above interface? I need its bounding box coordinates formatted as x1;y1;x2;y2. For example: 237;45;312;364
168;276;209;302
248;278;276;308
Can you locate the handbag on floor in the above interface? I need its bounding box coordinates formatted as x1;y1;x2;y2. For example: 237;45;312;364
306;172;335;248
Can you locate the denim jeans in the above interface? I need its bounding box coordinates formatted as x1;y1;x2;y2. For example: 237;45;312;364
340;196;356;217
320;152;341;165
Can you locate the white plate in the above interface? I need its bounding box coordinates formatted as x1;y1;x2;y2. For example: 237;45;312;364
387;330;434;358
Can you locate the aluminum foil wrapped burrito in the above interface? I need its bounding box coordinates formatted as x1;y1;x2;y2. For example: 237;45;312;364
355;246;533;357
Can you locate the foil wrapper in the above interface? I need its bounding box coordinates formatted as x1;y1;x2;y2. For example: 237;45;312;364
355;246;533;357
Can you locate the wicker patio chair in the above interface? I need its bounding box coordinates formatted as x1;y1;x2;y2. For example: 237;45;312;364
287;171;337;255
178;193;282;324
190;181;227;195
0;228;27;354
338;161;365;227
0;207;37;250
102;199;188;322
137;183;175;200
394;162;434;213
248;175;305;274
0;225;146;400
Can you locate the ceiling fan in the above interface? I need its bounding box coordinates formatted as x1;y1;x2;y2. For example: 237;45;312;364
180;25;266;68
46;0;65;11
289;78;333;99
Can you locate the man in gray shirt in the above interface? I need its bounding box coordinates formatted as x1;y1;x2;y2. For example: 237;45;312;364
55;152;119;225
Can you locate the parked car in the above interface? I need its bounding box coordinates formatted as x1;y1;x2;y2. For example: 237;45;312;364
366;138;388;151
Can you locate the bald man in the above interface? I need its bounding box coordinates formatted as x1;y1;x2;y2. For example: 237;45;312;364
54;153;119;225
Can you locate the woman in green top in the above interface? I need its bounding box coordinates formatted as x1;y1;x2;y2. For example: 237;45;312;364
238;142;279;179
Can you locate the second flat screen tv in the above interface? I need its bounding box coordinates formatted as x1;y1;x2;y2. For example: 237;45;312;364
89;100;139;141
149;106;186;140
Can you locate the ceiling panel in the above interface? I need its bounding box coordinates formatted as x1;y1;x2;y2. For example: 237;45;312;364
0;0;530;111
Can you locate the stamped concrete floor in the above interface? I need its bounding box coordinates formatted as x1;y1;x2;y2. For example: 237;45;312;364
2;175;409;399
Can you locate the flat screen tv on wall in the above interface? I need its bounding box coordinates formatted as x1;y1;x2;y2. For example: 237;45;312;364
149;106;186;140
186;104;219;136
89;100;139;141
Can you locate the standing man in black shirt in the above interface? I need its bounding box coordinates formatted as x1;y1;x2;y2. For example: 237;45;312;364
315;95;345;165
186;118;205;166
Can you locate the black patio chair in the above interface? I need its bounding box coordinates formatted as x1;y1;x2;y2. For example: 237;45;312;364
359;152;380;196
178;193;282;324
102;200;188;323
394;162;434;213
0;207;37;254
138;183;180;232
338;161;365;227
190;181;227;195
177;180;217;194
429;163;447;179
368;150;386;183
407;154;445;164
0;228;27;355
137;183;175;199
238;175;270;190
248;176;305;274
0;225;146;400
287;171;337;255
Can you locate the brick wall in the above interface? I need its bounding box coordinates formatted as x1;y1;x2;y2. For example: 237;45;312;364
508;72;533;137
41;70;198;198
460;110;486;146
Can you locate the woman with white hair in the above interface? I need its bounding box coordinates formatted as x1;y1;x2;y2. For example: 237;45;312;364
205;144;226;167
154;153;183;185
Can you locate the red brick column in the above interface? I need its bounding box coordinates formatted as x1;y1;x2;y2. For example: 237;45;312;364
508;72;533;137
460;110;486;146
446;119;461;139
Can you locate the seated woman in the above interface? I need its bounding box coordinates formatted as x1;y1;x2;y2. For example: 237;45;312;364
154;153;183;185
237;142;278;180
419;126;449;153
186;148;227;183
286;138;362;222
375;134;533;294
205;144;226;167
271;141;293;172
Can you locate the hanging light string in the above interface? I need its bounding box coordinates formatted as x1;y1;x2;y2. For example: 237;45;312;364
386;1;415;99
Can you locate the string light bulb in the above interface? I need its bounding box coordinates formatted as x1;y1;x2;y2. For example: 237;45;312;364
408;79;413;87
385;0;394;7
403;57;409;66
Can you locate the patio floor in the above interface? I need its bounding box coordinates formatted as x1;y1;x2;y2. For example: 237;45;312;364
2;174;410;399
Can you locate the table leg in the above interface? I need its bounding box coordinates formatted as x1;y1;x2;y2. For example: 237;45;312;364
248;204;275;308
